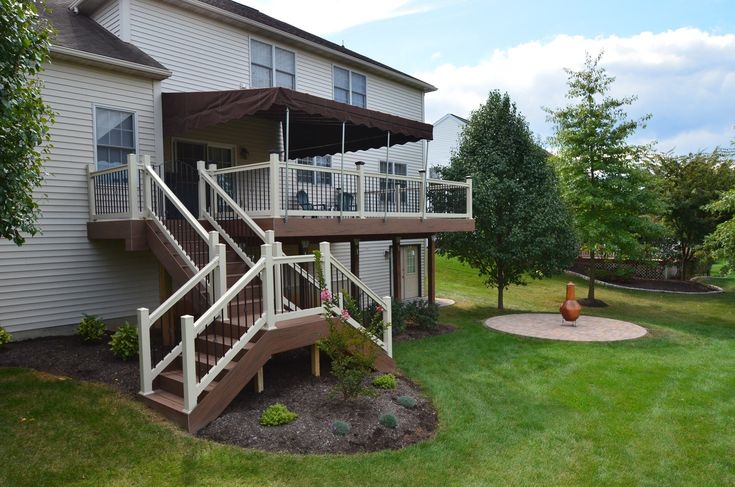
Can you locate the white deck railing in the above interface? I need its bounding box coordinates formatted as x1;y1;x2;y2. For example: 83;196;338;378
208;153;473;220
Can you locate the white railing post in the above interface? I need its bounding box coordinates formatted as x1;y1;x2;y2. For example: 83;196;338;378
142;164;152;218
208;163;217;218
466;177;473;219
382;297;393;357
269;152;281;218
197;160;207;218
274;241;283;311
181;314;197;413
419;169;427;220
356;161;365;219
87;164;97;221
211;237;227;320
127;153;140;219
320;241;332;294
262;243;277;330
137;307;153;395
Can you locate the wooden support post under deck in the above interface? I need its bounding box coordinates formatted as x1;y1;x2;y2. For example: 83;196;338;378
310;344;321;377
428;236;436;304
254;367;264;393
392;237;402;300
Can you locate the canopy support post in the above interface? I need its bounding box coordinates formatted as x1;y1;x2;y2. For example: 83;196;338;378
284;107;290;221
384;131;391;221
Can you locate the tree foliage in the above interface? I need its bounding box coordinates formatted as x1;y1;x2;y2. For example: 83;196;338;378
0;0;54;245
650;150;735;279
438;91;578;309
546;52;660;301
705;137;735;274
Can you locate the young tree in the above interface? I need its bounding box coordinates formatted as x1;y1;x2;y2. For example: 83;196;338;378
546;53;659;303
705;189;735;275
438;91;577;309
651;150;735;279
1;0;54;245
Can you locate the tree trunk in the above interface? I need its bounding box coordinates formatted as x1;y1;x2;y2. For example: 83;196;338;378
587;250;596;301
497;286;504;310
497;269;505;310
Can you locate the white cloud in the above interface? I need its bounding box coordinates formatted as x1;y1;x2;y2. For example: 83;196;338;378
234;0;435;35
416;28;735;154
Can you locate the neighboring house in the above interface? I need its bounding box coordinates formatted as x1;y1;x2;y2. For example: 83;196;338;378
427;113;468;178
0;0;473;432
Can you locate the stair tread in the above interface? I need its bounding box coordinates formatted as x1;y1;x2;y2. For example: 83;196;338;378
146;389;184;409
161;370;219;392
198;333;257;349
195;353;239;370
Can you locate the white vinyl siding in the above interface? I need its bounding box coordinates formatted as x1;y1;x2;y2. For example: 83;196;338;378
91;0;120;36
0;60;159;335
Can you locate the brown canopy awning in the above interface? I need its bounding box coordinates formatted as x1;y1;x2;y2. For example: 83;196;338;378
162;87;433;159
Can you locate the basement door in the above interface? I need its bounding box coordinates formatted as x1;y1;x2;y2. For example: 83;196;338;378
401;245;420;299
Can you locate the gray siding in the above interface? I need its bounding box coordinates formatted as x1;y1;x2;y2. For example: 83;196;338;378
0;60;160;335
91;0;121;36
428;115;466;171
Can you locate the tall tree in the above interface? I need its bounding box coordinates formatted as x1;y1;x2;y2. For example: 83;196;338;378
546;53;659;303
438;91;577;309
651;150;735;279
0;0;54;245
705;137;735;274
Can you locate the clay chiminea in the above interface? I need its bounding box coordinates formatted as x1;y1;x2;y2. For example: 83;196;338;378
560;282;582;324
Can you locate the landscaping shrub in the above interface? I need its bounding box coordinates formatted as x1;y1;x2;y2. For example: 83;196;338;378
397;395;417;409
392;300;439;335
372;373;397;390
0;326;11;348
259;403;298;426
77;314;106;343
109;322;138;360
379;413;398;429
332;420;351;436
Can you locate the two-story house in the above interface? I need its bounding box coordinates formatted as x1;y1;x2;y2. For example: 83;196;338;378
0;0;473;432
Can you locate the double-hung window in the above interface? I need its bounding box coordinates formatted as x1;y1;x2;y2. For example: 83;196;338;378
297;156;332;185
333;66;366;108
95;107;136;169
251;39;295;89
379;161;408;205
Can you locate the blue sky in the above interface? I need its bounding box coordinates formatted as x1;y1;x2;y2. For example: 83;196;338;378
243;1;735;154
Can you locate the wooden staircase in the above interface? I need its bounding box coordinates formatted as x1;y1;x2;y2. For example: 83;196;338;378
140;219;395;433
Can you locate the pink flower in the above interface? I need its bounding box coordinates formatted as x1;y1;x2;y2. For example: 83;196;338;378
376;305;384;313
320;288;332;301
341;308;350;320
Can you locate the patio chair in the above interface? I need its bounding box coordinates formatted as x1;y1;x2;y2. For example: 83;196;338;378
336;191;356;211
296;190;327;211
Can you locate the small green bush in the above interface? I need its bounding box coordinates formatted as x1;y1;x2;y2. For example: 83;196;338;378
392;300;440;335
0;326;11;347
372;373;397;390
77;314;106;343
332;420;351;436
259;403;298;426
109;322;138;360
397;395;417;409
379;413;398;429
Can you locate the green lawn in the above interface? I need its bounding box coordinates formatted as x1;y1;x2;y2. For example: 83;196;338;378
2;255;735;486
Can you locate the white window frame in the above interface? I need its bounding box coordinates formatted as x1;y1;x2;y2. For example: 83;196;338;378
297;155;332;185
92;104;139;169
172;138;236;168
249;37;296;90
332;65;367;108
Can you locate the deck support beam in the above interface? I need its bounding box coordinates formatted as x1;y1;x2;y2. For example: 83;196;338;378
310;344;321;377
254;367;264;393
392;237;402;300
428;236;436;304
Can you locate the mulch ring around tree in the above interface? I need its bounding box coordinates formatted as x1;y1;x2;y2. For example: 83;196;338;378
0;337;438;454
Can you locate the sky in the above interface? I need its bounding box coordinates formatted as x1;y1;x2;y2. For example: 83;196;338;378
239;0;735;154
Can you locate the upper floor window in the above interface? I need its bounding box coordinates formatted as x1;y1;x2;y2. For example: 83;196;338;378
251;39;295;89
95;107;136;169
297;156;332;185
334;66;366;108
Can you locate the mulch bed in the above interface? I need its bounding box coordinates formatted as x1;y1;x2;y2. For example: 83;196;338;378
394;323;456;342
0;334;439;454
602;277;719;293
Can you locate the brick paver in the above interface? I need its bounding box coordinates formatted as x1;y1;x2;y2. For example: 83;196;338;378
484;313;647;342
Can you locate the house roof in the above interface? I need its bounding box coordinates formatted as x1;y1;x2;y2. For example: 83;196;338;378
41;0;171;79
433;113;469;126
162;87;434;158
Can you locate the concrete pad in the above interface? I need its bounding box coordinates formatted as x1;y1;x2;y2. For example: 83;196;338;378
484;313;647;342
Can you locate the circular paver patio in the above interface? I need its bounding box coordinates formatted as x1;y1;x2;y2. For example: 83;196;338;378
484;313;647;342
435;298;455;307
